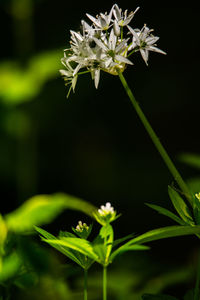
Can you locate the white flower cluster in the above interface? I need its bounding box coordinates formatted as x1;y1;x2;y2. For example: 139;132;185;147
60;4;166;96
75;221;89;232
98;202;115;217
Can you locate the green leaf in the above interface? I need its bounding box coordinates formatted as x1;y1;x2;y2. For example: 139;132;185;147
99;224;114;265
146;203;186;225
110;244;150;261
35;227;84;268
0;252;22;282
0;215;7;257
47;237;99;262
92;234;106;264
59;231;76;238
119;225;200;247
5;193;96;233
168;186;194;225
142;294;178;300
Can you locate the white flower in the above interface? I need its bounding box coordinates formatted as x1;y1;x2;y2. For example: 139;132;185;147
94;202;119;225
128;24;166;65
93;29;133;74
113;4;139;27
60;54;78;96
98;202;115;217
75;221;89;232
86;5;113;31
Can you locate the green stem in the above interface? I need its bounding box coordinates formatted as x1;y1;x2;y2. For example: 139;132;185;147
103;266;107;300
84;269;88;300
118;70;192;205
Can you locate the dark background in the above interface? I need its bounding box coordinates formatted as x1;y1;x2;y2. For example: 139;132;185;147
0;0;200;296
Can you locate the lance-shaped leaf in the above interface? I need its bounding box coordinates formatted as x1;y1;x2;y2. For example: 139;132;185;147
168;186;194;225
59;230;95;269
35;226;84;267
47;237;99;262
5;193;96;233
113;225;200;253
146;203;186;225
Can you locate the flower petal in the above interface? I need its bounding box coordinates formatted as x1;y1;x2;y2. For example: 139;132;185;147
115;54;133;65
94;69;100;88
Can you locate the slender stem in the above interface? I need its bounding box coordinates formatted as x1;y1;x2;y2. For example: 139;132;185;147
118;70;192;205
84;269;88;300
103;266;107;300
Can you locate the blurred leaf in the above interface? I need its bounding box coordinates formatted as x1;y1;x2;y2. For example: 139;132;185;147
179;153;200;170
142;294;178;300
110;244;150;261
146;203;186;225
0;215;7;251
168;186;194;225
0;252;22;282
17;275;73;300
0;215;7;272
5;193;96;233
0;50;61;105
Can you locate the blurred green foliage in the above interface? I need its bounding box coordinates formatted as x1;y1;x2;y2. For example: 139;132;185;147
0;193;96;299
0;50;61;105
5;193;96;233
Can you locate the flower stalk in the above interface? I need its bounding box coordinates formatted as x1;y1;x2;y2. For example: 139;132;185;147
118;70;193;205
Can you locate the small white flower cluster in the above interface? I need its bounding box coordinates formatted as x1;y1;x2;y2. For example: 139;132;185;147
98;202;115;217
75;221;89;232
60;4;166;96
